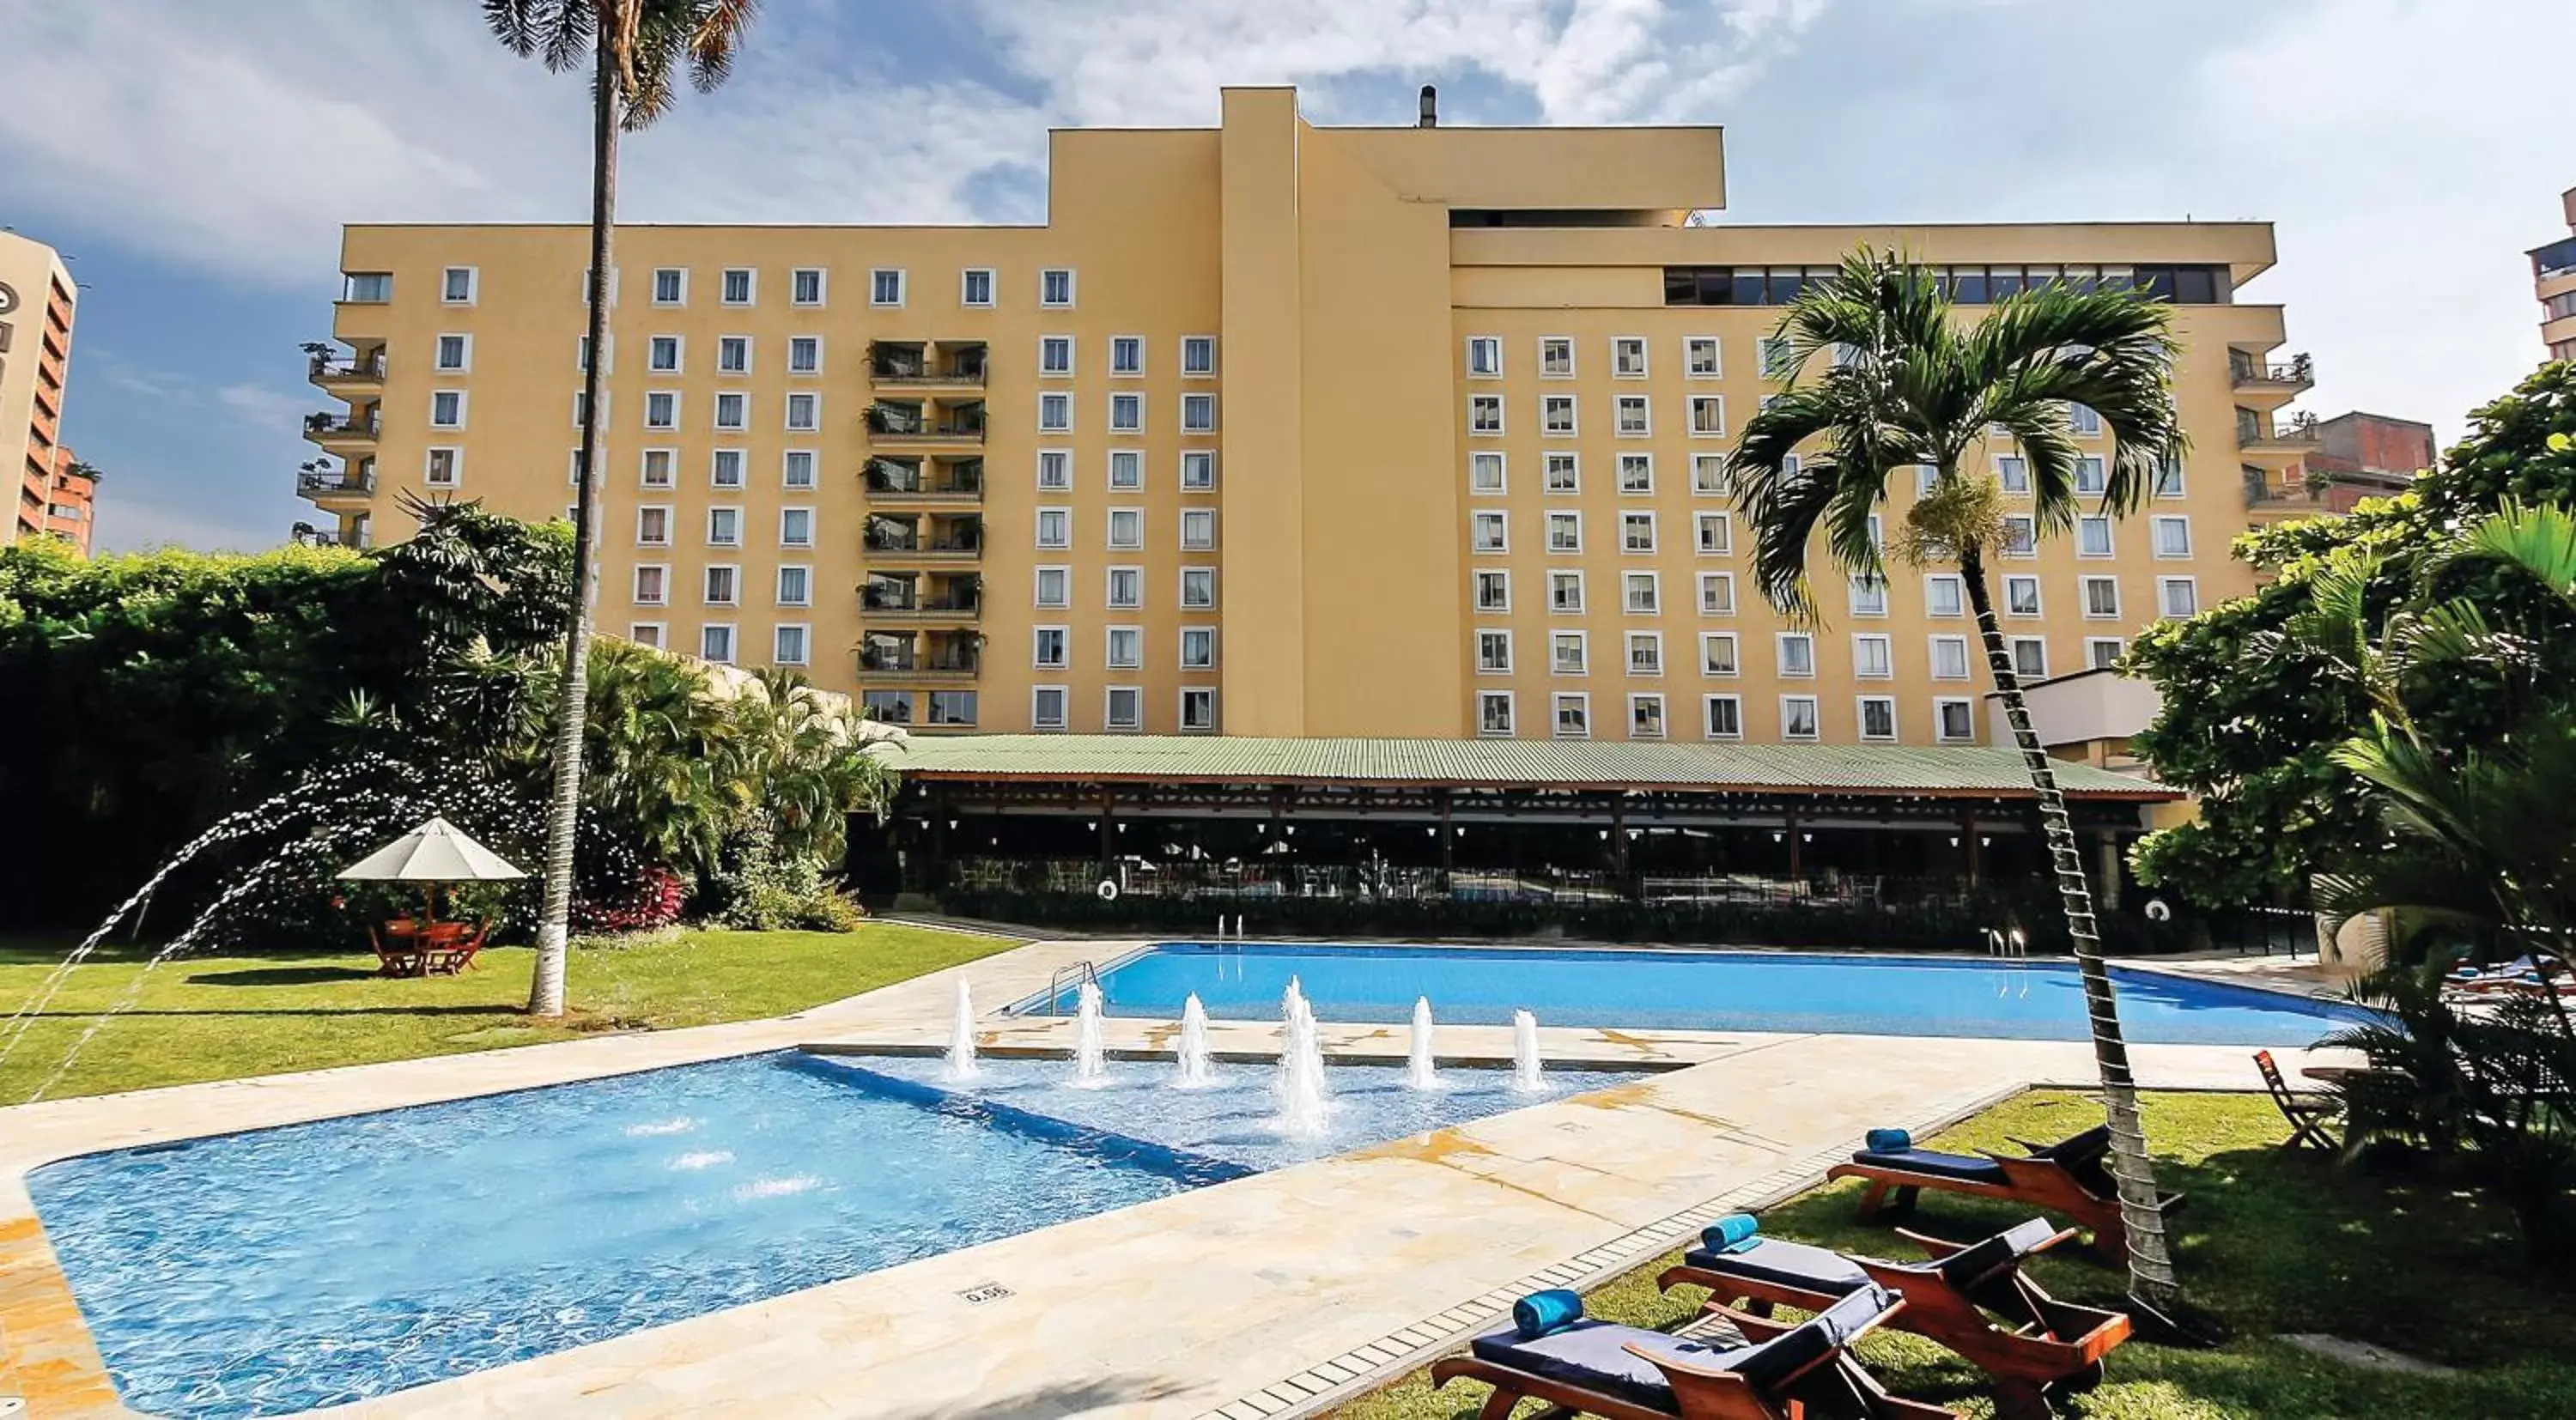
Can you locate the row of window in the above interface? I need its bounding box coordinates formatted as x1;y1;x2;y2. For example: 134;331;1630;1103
1473;628;2124;683
1455;567;2202;620
428;388;828;434
1026;686;1218;734
1026;566;1220;611
1466;335;1732;380
1034;391;1218;434
429;446;1228;496
860;689;982;728
629;620;816;668
1035;449;1218;492
1036;335;1218;378
568;332;827;377
1477;690;1984;743
1464;507;2195;561
633;562;818;608
1030;626;1219;671
630;505;818;549
1659;264;2233;308
1465;447;2179;499
365;264;1083;311
1031;507;1218;550
1463;391;2116;440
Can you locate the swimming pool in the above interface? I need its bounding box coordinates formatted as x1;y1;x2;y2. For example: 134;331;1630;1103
30;1049;1612;1418
1020;943;2370;1047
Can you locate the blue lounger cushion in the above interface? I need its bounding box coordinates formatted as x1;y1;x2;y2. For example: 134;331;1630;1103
1469;1283;1893;1407
1681;1237;1872;1296
1865;1127;1912;1152
1851;1146;2009;1182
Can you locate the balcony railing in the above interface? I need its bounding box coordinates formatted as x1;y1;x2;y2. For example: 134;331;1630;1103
307;349;386;383
863;590;981;617
296;466;378;499
866;404;987;441
869;350;987;386
291;524;371;549
863;458;984;499
859;647;982;677
304;410;381;440
2229;352;2313;389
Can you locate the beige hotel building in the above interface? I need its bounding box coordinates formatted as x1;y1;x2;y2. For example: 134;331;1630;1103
304;87;2312;747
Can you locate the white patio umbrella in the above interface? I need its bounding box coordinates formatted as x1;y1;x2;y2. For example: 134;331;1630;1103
337;816;526;925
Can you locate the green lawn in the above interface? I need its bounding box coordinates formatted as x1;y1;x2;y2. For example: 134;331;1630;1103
1332;1090;2576;1420
0;924;1018;1106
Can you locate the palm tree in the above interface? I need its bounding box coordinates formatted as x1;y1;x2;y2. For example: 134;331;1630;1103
483;0;762;1016
1725;248;2194;1315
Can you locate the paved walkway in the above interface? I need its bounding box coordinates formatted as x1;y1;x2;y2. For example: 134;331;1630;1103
0;939;2355;1419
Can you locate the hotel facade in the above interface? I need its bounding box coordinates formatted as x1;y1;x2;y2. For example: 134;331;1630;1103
306;88;2312;749
0;231;79;549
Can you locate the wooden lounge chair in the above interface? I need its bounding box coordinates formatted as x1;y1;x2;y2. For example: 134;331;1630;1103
367;921;429;978
1823;1125;2181;1265
2253;1050;2340;1152
1431;1283;1953;1420
423;919;491;976
1658;1218;2128;1420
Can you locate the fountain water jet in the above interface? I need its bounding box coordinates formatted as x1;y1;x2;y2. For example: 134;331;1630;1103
1069;981;1109;1088
943;978;982;1082
1406;997;1442;1091
1510;1009;1546;1093
1273;977;1331;1136
1174;993;1217;1088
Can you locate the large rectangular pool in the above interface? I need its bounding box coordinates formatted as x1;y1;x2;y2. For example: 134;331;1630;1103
1022;943;2368;1047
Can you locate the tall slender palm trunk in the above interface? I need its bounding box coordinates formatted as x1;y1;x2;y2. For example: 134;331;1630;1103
1957;543;2182;1310
529;35;623;1016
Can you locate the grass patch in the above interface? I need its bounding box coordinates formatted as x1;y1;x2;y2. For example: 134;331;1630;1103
1332;1090;2576;1420
0;924;1018;1105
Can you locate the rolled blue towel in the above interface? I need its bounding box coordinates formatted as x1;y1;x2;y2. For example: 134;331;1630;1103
1702;1213;1760;1253
1865;1127;1912;1153
1513;1289;1584;1339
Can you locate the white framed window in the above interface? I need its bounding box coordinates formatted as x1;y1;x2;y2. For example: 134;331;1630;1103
2004;575;2041;616
2075;455;2106;496
2154;454;2186;498
1103;687;1143;731
1857;695;1898;742
2004;514;2038;557
1180;627;1218;670
1105;626;1143;670
577;333;609;373
869;268;904;307
793;267;827;306
1612;336;1649;378
1848;574;1888;617
1479;691;1516;737
1685;336;1722;378
1627;631;1664;677
1925;573;1965;618
1698;571;1736;616
568;448;590;489
1614;395;1651;437
1546;511;1583;553
1181;450;1217;491
784;392;818;432
1036;450;1072;491
1545;452;1580;494
700;623;736;664
1109;393;1144;432
714;391;748;431
1094;449;1137;491
1470;451;1508;495
706;507;742;547
1776;632;1816;677
1467;336;1502;378
434;333;471;373
1704;694;1743;740
2086;636;2126;670
1542;394;1578;436
2010;636;2048;680
1039;335;1073;377
1929;634;1971;680
1552;692;1592;740
1179;688;1217;732
1180;567;1217;609
643;391;677;431
702;563;740;606
1032;626;1070;670
1038;391;1072;432
1182;336;1216;377
429;390;465;429
1476;628;1514;674
1996;455;2030;495
788;336;820;374
710;448;745;489
2068;402;2102;436
1181;392;1217;433
782;450;816;490
1853;633;1893;679
629;622;666;651
1699;631;1740;677
651;267;685;306
1106;567;1144;610
961;268;995;307
1107;507;1145;549
441;265;477;305
635;505;672;547
580;265;619;306
1623;571;1661;613
1780;695;1820;740
720;267;755;306
1034;566;1071;609
1039;268;1075;308
2082;575;2122;619
1759;335;1795;379
631;564;668;606
424;446;462;488
1539;336;1574;379
2152;515;2193;558
773;623;811;666
1914;464;1941;497
1688;395;1726;438
775;565;811;606
1110;335;1144;375
2159;576;2200;619
779;507;815;548
2077;515;2114;558
1934;697;1975;743
1692;454;1729;497
1621;512;1657;554
1618;453;1655;495
713;335;750;374
1471;510;1510;553
1629;693;1668;739
1181;508;1217;550
647;334;683;373
1549;570;1586;613
1474;569;1511;612
1035;507;1071;549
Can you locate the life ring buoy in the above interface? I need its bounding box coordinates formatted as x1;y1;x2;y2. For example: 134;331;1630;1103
2144;898;2172;922
1097;879;1121;901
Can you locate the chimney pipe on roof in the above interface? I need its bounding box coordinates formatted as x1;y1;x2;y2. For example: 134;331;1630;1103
1419;84;1437;128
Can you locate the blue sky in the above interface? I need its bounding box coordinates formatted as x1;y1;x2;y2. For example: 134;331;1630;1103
4;0;2569;553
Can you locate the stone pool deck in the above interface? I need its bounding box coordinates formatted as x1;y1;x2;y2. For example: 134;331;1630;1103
0;938;2360;1419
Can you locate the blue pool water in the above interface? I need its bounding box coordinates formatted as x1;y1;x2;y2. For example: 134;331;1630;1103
31;1051;1604;1418
1026;943;2370;1047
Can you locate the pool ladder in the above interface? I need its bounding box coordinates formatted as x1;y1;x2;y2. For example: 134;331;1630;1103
1044;959;1100;1016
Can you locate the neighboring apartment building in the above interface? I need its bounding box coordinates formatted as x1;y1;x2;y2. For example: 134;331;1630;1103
41;446;98;554
307;86;2306;746
0;231;79;548
2537;185;2576;365
2302;411;2434;513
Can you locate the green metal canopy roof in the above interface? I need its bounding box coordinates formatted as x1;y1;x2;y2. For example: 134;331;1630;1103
876;735;2178;801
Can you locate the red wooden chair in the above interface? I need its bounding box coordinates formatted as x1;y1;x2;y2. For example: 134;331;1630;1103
1824;1125;2183;1265
424;920;491;975
2254;1050;2341;1151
